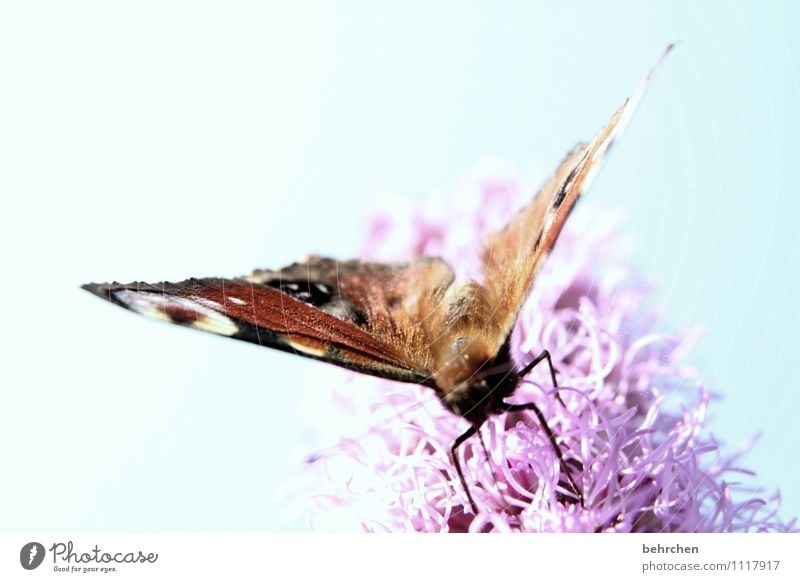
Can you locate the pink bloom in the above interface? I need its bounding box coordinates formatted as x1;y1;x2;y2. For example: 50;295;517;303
296;162;795;533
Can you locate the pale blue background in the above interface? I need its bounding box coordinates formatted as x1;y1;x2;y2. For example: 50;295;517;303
1;1;798;530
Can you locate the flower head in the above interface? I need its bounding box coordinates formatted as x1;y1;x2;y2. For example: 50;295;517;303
296;161;795;533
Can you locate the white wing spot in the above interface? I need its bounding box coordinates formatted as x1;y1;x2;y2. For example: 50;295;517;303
286;339;326;357
113;290;239;336
191;313;239;336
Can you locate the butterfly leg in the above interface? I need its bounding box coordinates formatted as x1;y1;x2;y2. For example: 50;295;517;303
450;423;481;515
518;349;565;407
504;400;584;508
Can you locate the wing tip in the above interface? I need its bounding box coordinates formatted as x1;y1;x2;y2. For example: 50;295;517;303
646;42;677;82
81;282;138;312
82;280;154;304
81;282;112;300
592;43;676;163
629;43;676;107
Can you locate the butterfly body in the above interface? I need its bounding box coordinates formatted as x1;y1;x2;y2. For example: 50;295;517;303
437;338;519;424
84;46;673;513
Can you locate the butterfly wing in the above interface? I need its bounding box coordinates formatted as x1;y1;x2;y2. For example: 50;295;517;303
245;255;455;375
481;45;673;350
84;47;672;392
83;256;454;385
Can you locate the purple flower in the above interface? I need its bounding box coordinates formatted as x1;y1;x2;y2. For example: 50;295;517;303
296;161;796;533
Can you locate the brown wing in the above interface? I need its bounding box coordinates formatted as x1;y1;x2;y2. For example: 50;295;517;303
245;255;455;375
83;47;671;392
481;45;674;350
83;256;454;385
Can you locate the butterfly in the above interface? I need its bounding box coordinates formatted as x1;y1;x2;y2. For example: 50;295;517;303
83;45;673;514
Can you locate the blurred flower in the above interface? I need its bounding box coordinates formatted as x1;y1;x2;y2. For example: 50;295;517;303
296;161;795;533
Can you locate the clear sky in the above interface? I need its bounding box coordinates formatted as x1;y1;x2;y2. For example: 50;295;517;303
2;1;798;530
